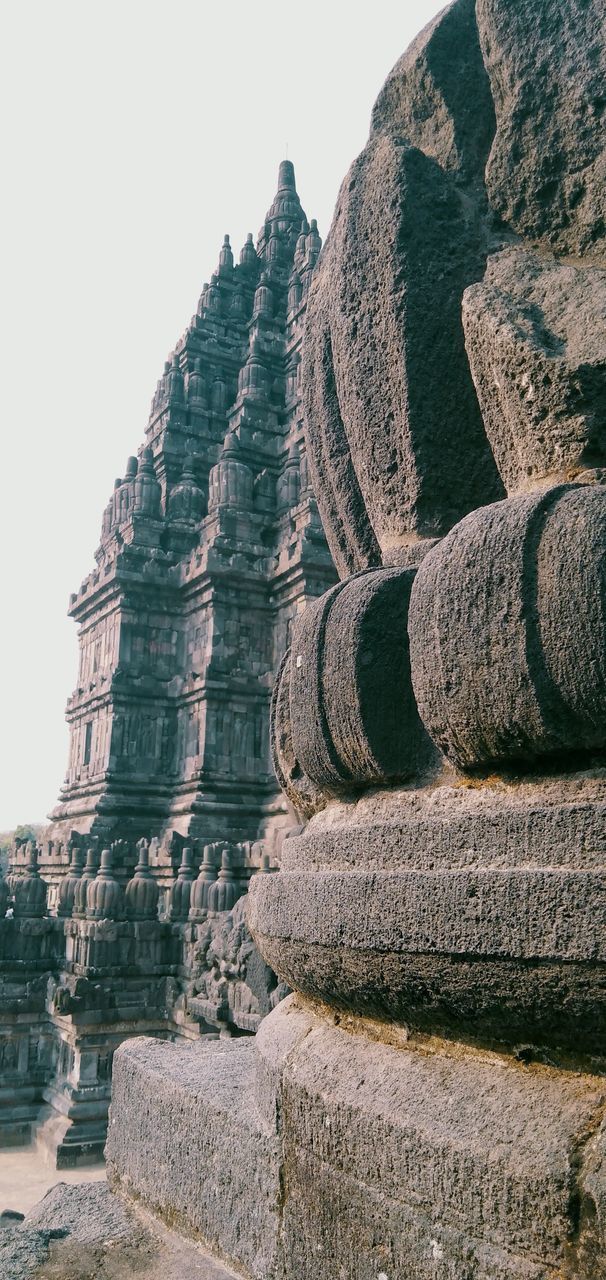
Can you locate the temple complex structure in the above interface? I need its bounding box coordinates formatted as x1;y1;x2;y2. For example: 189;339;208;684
0;162;333;1167
5;4;606;1273
44;159;334;884
102;2;605;1276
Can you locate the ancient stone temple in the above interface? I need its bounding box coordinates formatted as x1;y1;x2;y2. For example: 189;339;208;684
100;1;605;1276
0;162;333;1169
0;837;287;1165
47;159;334;881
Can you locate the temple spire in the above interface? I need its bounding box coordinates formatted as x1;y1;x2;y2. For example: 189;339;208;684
277;159;296;193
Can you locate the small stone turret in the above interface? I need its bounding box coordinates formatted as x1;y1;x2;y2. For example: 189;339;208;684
210;378;227;413
277;442;300;512
294;220;309;269
187;357;206;408
133;448;161;517
230;287;247;319
205;274;222;314
267;234;282;263
110;456;138;527
218;234;234;275
208;431;253;511
125;840;160;922
253;273;273;318
111;477;123;527
101;497;113;541
237;342;269;401
207;847;241;914
57;845;85;918
86;847;124;921
167;459;204;524
306;218;322;263
287;270;302;313
197;283;210;317
72;847;98;919
266;159;303;228
189;845;218;920
168;846;196;921
239;232;258;270
13;844;47;920
166;355;185;406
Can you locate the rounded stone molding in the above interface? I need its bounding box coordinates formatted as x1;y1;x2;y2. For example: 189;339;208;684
286;567;437;797
248;779;606;1055
409;484;606;771
270;649;326;821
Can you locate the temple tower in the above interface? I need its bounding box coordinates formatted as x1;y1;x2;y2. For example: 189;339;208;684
47;162;335;883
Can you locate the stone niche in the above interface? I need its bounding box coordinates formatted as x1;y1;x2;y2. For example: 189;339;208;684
106;2;606;1277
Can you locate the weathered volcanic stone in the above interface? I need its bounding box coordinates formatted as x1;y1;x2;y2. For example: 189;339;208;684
0;1226;50;1280
477;0;606;256
106;1037;281;1280
463;249;606;493
288;568;437;793
302;0;503;578
270;649;326;820
272;1004;606;1280
25;1181;140;1245
248;778;606;1052
370;0;495;181
107;996;606;1279
21;1180;239;1279
409;484;606;771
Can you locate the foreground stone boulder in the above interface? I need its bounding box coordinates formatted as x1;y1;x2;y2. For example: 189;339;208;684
105;1;606;1277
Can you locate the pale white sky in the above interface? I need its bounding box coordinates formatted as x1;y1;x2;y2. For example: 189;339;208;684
0;0;444;829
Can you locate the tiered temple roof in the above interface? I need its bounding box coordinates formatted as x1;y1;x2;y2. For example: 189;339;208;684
47;160;335;883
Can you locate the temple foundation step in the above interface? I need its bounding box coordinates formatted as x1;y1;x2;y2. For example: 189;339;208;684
106;996;606;1280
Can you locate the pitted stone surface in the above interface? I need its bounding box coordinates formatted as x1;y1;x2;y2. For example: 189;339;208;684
270;648;326;820
25;1181;139;1244
106;1036;280;1280
463;249;606;493
106;1000;606;1279
477;0;606;255
0;1226;50;1280
370;0;495;182
288;568;437;794
279;1017;604;1267
302;0;503;578
9;1179;240;1279
248;780;606;1051
409;485;606;771
277;773;606;873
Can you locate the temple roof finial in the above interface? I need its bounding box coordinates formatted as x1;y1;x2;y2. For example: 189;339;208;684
277;159;296;192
